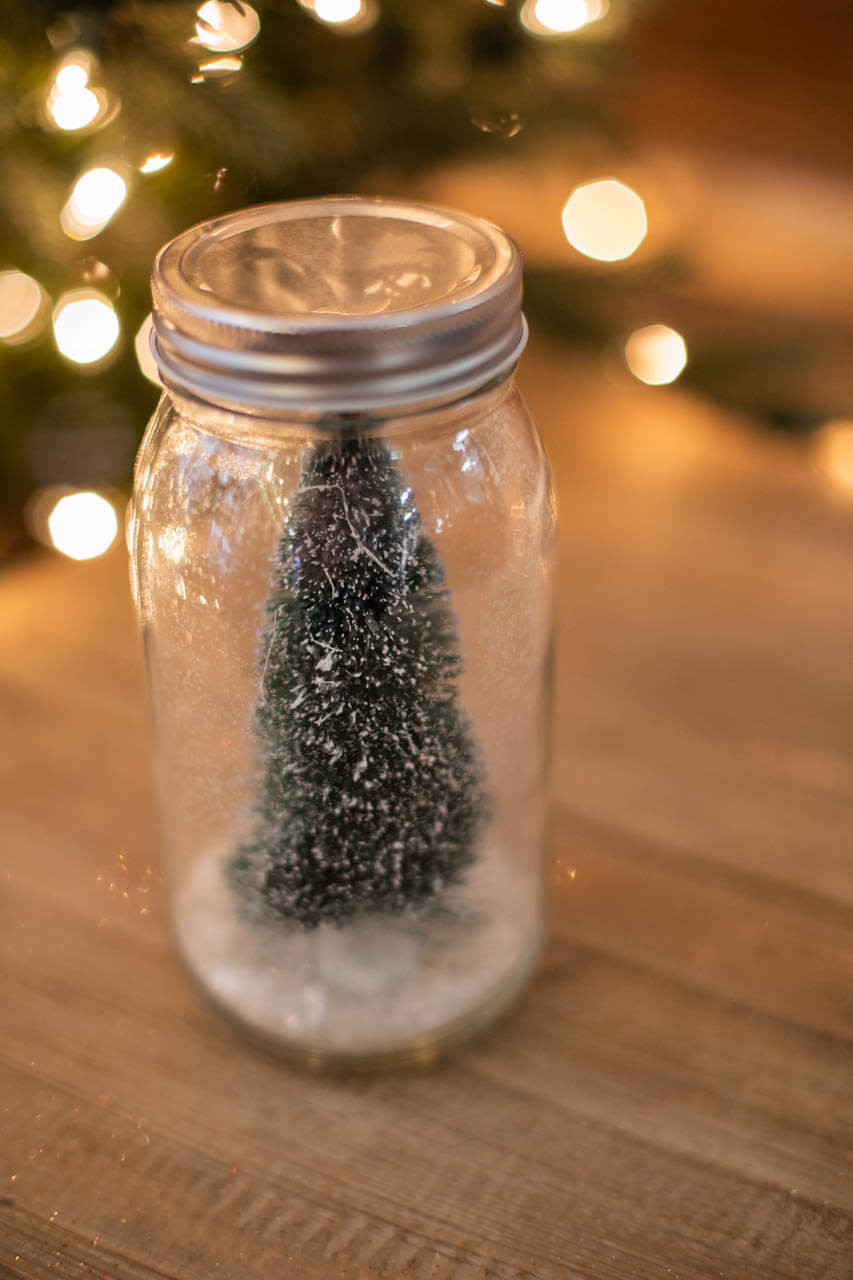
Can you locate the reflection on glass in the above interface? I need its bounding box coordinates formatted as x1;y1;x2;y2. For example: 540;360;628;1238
814;420;853;497
135;314;161;385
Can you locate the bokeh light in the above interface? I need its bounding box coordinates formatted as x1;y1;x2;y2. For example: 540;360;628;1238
316;0;362;21
61;167;128;240
192;56;244;83
46;491;119;561
0;270;49;345
195;1;260;52
299;0;377;31
624;324;688;385
48;84;100;130
561;178;648;261
813;419;853;497
139;151;174;174
54;61;89;94
46;52;112;132
53;291;121;366
520;0;608;36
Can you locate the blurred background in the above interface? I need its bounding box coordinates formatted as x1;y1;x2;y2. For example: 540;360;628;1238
1;0;852;562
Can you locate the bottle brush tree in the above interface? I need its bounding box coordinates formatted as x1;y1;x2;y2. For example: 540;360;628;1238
231;431;486;929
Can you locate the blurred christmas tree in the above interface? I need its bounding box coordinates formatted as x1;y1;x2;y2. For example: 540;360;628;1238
1;0;846;561
0;0;651;557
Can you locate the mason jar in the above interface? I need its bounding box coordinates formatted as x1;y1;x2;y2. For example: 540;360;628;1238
130;197;555;1066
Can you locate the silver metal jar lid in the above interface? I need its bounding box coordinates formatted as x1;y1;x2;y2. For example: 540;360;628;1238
151;196;527;413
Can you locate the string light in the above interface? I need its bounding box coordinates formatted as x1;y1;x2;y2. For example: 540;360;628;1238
520;0;608;36
139;152;174;174
299;0;377;32
54;61;89;94
46;51;112;132
61;167;128;240
48;84;99;130
46;491;119;561
561;178;647;262
53;291;120;365
316;0;362;21
194;1;260;52
192;56;243;82
0;270;49;346
813;419;853;497
624;324;688;386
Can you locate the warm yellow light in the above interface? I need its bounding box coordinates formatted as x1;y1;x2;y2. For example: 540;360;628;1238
192;55;243;81
561;178;647;262
46;53;108;132
61;166;128;240
315;0;363;21
297;0;376;31
134;314;161;385
624;324;687;386
814;419;853;496
199;55;242;69
0;271;47;344
69;167;127;222
520;0;607;35
53;291;120;365
139;151;174;174
48;84;100;130
55;61;89;93
47;491;118;561
195;1;260;52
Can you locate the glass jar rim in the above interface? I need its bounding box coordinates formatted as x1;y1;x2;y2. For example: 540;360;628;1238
151;196;527;413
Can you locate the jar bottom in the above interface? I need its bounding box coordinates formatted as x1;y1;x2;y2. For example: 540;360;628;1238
171;840;543;1068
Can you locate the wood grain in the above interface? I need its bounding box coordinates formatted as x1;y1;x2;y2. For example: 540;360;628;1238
1;341;851;1279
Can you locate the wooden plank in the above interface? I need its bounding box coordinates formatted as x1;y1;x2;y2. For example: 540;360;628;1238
1;341;852;1277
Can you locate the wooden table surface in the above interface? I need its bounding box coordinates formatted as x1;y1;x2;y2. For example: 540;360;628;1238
1;342;851;1280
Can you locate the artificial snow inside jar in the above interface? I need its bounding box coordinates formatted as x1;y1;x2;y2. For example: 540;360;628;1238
130;197;555;1066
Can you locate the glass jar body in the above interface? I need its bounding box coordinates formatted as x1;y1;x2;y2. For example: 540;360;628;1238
130;378;555;1066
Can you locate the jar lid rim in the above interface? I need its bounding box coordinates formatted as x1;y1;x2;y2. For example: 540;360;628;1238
151;196;527;412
